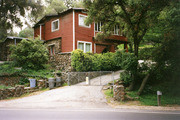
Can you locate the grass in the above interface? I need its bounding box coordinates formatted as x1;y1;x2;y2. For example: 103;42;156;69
0;85;12;89
127;91;180;106
104;88;180;106
104;89;114;98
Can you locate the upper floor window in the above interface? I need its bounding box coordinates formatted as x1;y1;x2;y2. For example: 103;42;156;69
114;25;120;35
78;41;92;53
95;22;103;32
79;14;91;28
51;19;59;32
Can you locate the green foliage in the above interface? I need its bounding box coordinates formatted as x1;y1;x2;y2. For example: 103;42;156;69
71;49;121;72
0;62;22;76
19;27;34;38
121;52;138;74
10;38;48;70
0;0;43;40
104;89;113;98
120;71;132;87
84;0;170;57
18;78;29;85
0;85;12;90
138;47;154;60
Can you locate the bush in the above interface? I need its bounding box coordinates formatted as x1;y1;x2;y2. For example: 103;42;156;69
10;38;48;70
138;47;154;60
18;78;29;85
120;71;132;87
71;49;93;71
71;49;121;71
121;52;138;74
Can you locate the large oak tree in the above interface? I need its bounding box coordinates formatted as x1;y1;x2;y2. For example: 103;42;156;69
0;0;43;41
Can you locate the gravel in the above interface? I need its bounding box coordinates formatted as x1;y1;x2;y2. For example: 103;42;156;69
0;71;122;109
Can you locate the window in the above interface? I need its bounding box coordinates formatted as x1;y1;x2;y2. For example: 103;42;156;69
51;19;59;32
49;45;55;55
114;25;120;35
78;41;92;53
95;22;103;32
79;14;91;28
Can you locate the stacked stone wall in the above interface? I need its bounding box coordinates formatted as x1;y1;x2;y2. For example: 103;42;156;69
113;85;125;101
0;76;22;86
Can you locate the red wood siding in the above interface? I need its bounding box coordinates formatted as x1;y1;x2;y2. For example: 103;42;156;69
44;17;61;40
75;11;95;52
61;12;73;52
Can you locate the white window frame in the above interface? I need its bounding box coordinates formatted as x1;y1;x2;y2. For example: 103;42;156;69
95;22;103;32
51;19;59;32
113;25;120;35
77;41;92;53
78;14;91;28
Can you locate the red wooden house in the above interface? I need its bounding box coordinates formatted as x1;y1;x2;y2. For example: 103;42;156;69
33;8;128;55
33;8;128;71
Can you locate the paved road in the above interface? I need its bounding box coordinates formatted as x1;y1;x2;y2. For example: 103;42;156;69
0;71;122;109
0;109;180;120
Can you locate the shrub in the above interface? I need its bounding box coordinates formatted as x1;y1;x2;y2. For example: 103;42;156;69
121;52;138;74
10;37;48;70
71;49;93;71
18;78;29;85
120;71;132;87
71;49;121;71
138;47;154;60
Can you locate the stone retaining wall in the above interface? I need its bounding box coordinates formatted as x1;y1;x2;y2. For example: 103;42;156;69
113;85;125;101
0;76;22;86
61;71;112;85
0;85;40;100
49;53;72;72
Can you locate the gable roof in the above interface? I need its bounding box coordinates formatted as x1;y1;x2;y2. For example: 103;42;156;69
33;8;85;28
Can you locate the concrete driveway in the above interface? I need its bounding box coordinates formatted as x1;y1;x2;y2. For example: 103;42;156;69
0;71;122;109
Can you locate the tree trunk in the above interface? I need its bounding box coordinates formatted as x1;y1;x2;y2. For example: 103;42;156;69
129;74;135;91
137;74;150;96
134;43;139;57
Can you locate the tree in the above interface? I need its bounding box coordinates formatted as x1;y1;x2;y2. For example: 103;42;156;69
44;0;84;15
84;0;171;90
19;27;34;38
84;0;170;57
10;37;48;70
0;0;43;41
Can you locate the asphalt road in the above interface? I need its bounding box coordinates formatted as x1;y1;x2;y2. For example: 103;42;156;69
0;109;180;120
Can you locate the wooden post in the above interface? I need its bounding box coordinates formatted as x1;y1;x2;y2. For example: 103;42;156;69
157;91;162;106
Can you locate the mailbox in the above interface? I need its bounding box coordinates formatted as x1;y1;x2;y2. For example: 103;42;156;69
157;91;162;96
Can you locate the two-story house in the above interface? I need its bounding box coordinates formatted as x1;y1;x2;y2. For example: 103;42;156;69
33;8;128;71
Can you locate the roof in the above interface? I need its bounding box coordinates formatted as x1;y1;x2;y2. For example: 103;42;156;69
2;36;28;43
33;8;85;28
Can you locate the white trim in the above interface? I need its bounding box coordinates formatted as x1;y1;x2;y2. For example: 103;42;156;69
94;23;95;37
95;22;102;32
40;25;42;40
73;10;75;51
78;14;91;28
113;25;120;35
51;19;59;32
77;41;92;53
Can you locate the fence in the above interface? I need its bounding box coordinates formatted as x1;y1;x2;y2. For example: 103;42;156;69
61;71;115;86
